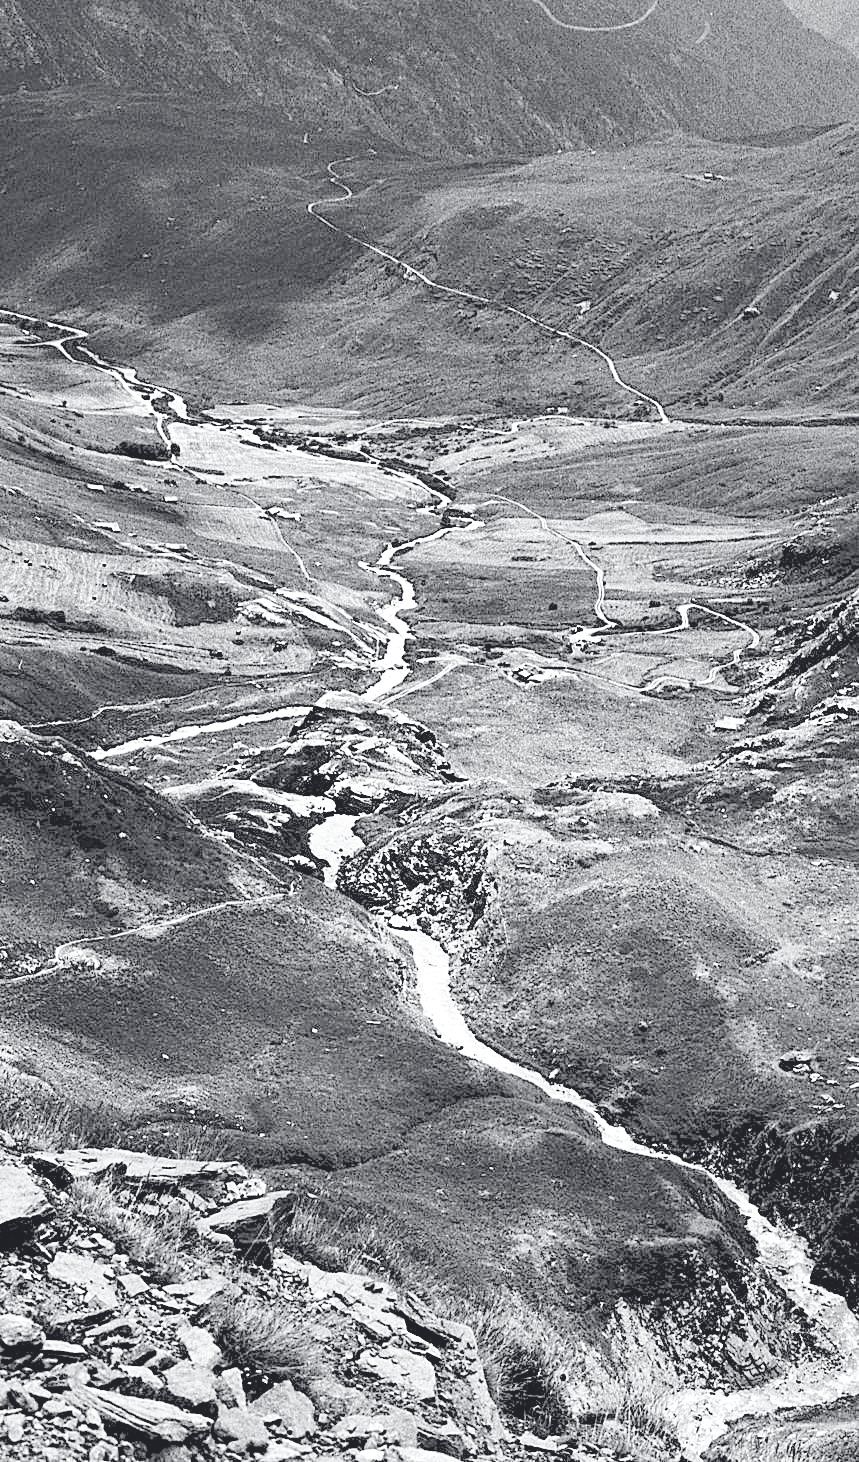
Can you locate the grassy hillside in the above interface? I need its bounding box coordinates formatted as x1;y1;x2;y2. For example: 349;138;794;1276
1;0;856;155
322;126;858;417
0;725;240;954
0;95;854;419
0;729;801;1392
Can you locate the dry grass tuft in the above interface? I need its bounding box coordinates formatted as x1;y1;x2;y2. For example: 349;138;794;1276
461;1291;577;1431
582;1378;680;1458
204;1287;328;1396
285;1192;415;1286
68;1178;200;1284
0;1065;109;1151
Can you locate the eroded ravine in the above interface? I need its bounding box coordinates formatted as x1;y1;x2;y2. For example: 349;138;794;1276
6;309;859;1457
310;823;859;1456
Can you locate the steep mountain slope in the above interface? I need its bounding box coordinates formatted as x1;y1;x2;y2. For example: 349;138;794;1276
310;126;858;418
0;720;241;960
0;0;857;154
0;96;854;420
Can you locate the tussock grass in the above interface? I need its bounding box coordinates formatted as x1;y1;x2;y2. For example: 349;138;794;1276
204;1287;328;1396
68;1178;200;1283
283;1195;576;1427
0;1065;109;1151
586;1384;680;1456
161;1122;232;1162
0;1064;228;1166
128;1120;235;1164
285;1192;415;1286
463;1292;577;1430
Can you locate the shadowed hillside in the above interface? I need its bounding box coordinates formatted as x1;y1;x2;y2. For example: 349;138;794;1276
0;0;857;155
1;4;858;1454
0;95;853;418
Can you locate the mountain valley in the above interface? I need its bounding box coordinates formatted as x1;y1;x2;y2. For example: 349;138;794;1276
0;4;858;1461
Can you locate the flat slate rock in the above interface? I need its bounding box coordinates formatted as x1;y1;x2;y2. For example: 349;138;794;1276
71;1384;212;1443
163;1360;219;1410
199;1190;294;1266
394;1293;465;1348
213;1404;270;1449
177;1322;222;1370
0;1163;53;1241
332;1409;418;1447
0;1312;45;1354
30;1147;247;1190
47;1249;119;1309
358;1346;437;1402
250;1378;316;1438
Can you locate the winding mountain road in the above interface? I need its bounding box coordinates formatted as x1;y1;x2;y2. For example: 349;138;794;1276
524;0;661;33
6;306;858;1453
307;162;670;425
2;892;286;989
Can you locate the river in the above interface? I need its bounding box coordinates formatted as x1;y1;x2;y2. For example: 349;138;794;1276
8;306;859;1457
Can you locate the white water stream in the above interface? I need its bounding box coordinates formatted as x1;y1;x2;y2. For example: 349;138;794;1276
8;309;859;1455
310;824;859;1458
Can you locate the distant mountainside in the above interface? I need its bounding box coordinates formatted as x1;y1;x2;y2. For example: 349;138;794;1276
784;0;859;56
0;0;857;154
1;92;851;420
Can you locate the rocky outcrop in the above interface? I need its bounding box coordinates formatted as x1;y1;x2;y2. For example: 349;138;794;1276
0;1163;53;1244
340;806;488;939
199;1192;296;1268
712;1116;859;1309
30;1149;248;1191
704;1396;859;1461
253;706;461;810
753;591;859;722
0;1142;536;1461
